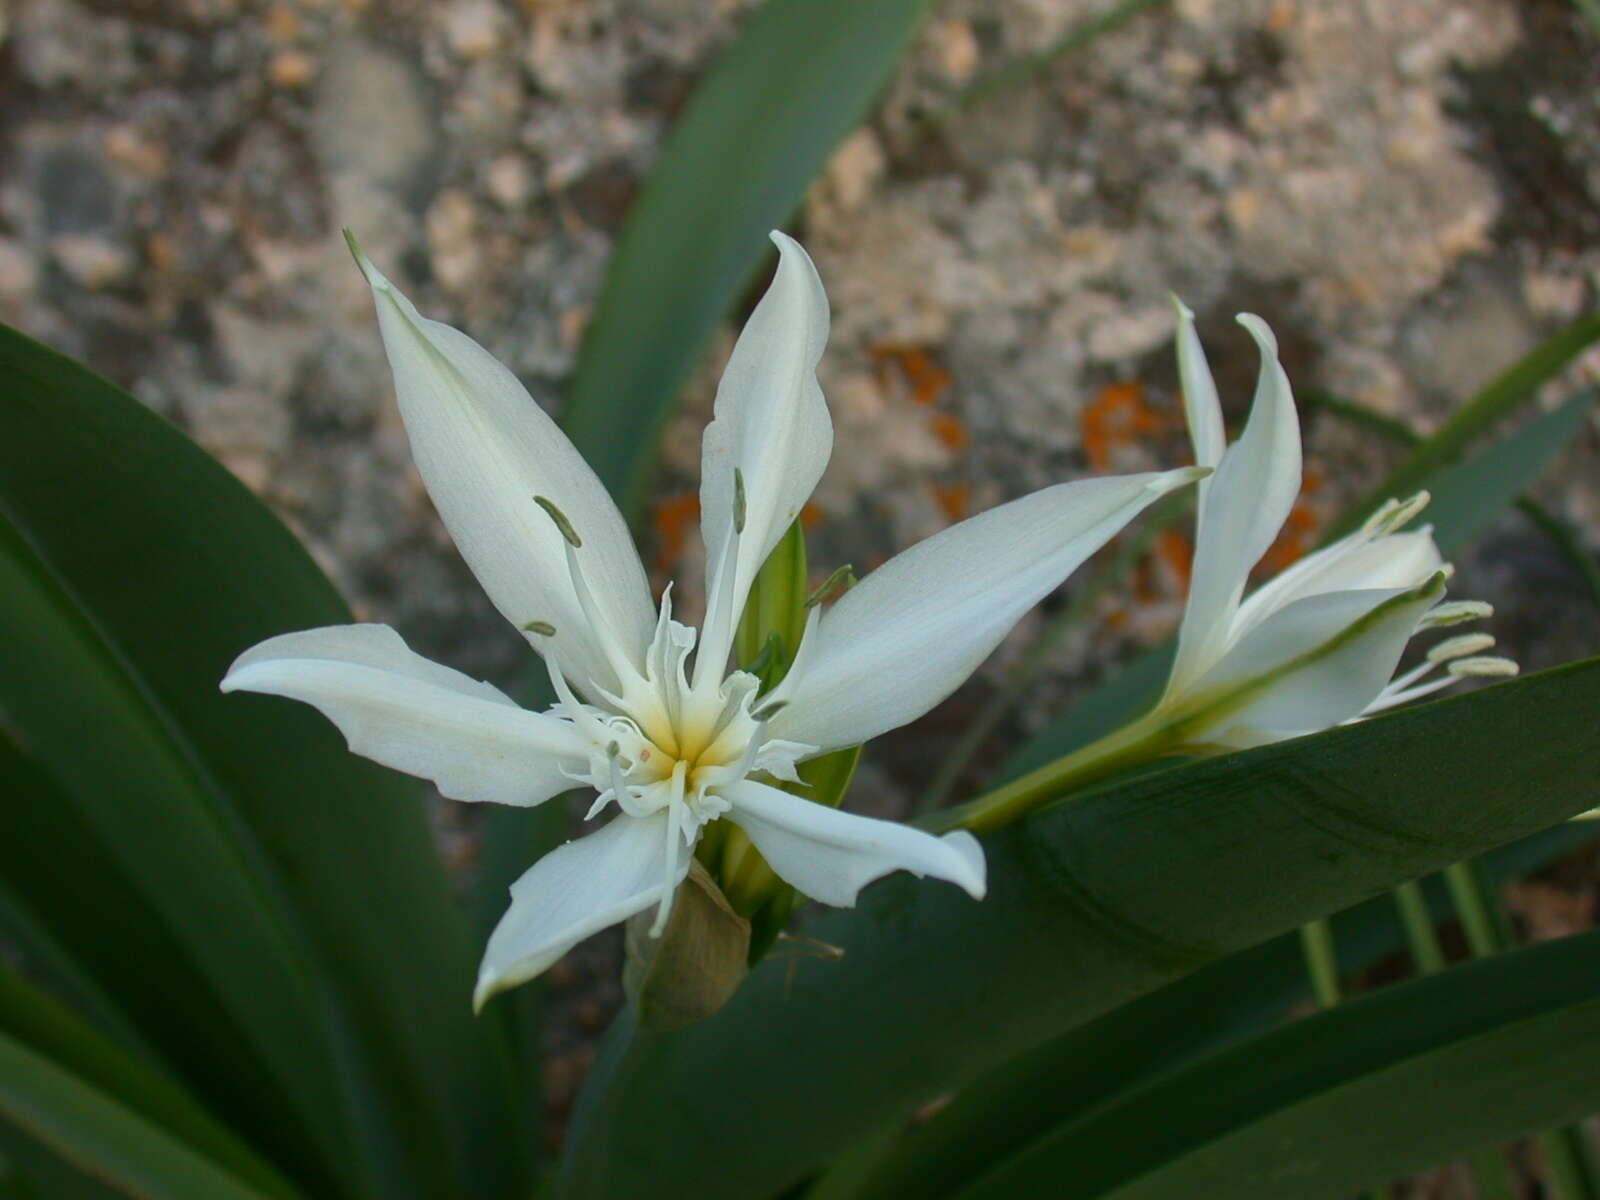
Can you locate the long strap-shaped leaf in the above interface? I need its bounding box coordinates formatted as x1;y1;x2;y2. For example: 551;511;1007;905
560;0;938;519
953;927;1600;1199
558;659;1600;1199
844;821;1599;1200
0;1032;293;1200
0;323;526;1198
0;970;302;1200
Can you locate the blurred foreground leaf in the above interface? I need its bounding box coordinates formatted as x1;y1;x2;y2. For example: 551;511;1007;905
0;324;525;1198
561;0;938;518
558;658;1600;1198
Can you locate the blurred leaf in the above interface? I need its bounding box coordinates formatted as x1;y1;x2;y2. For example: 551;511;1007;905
0;1031;291;1200
952;929;1600;1200
0;970;301;1200
1419;387;1594;555
0;324;525;1199
557;658;1600;1199
560;0;938;519
1326;312;1600;540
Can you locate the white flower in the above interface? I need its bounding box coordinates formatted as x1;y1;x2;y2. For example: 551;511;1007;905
223;231;1202;1008
1154;299;1516;751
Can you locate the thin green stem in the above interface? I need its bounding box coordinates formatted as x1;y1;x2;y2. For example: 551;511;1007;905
920;495;1188;814
1391;879;1447;974
919;710;1172;835
1442;860;1508;958
1298;919;1342;1008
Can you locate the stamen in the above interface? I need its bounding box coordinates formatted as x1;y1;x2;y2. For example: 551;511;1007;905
1426;633;1495;663
521;619;557;637
733;468;747;535
805;564;857;609
1363;490;1430;536
534;495;583;548
1448;656;1519;679
751;699;788;722
562;540;642;689
1420;600;1493;628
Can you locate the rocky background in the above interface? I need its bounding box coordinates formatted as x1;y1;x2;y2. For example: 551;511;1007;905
3;0;1598;1176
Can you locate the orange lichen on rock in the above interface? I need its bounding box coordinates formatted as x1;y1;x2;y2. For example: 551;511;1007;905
1253;466;1324;577
651;491;700;572
931;481;971;523
1155;529;1193;590
871;344;953;407
928;410;970;452
1082;381;1164;471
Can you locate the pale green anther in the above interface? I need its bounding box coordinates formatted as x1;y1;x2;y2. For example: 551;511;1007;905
1448;655;1519;678
534;495;582;548
521;620;557;637
1363;490;1430;535
1427;633;1495;663
342;227;364;268
804;564;856;609
1421;600;1494;628
607;740;620;759
751;699;788;723
733;469;747;535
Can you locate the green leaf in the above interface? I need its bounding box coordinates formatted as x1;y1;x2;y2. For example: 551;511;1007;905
0;969;302;1200
1423;387;1595;555
560;0;937;518
844;822;1600;1200
0;323;525;1198
1325;312;1600;540
556;658;1600;1199
0;1031;291;1200
952;928;1600;1200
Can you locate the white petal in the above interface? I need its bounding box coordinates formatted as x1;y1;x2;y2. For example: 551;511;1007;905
351;240;653;695
722;780;985;907
1165;314;1302;696
1186;577;1443;741
696;232;832;682
475;811;681;1008
222;625;592;807
767;467;1205;753
1172;296;1225;500
1229;530;1443;640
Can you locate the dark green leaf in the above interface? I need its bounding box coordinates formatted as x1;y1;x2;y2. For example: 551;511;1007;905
560;0;937;518
0;1031;289;1200
0;969;301;1200
845;821;1598;1200
0;323;525;1198
954;929;1600;1200
557;658;1600;1199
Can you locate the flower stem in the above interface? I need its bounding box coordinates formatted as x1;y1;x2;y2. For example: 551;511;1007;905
1298;919;1343;1008
920;711;1175;835
1391;879;1447;974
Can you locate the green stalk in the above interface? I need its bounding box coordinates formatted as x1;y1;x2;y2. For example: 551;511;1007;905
1391;879;1447;973
919;494;1189;815
1298;920;1342;1008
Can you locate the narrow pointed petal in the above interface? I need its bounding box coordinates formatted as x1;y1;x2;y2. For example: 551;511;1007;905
697;232;832;679
475;812;681;1008
1229;529;1443;638
1165;314;1301;696
723;780;985;907
1186;575;1445;742
222;625;592;807
350;240;653;695
767;467;1205;753
1172;296;1225;497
